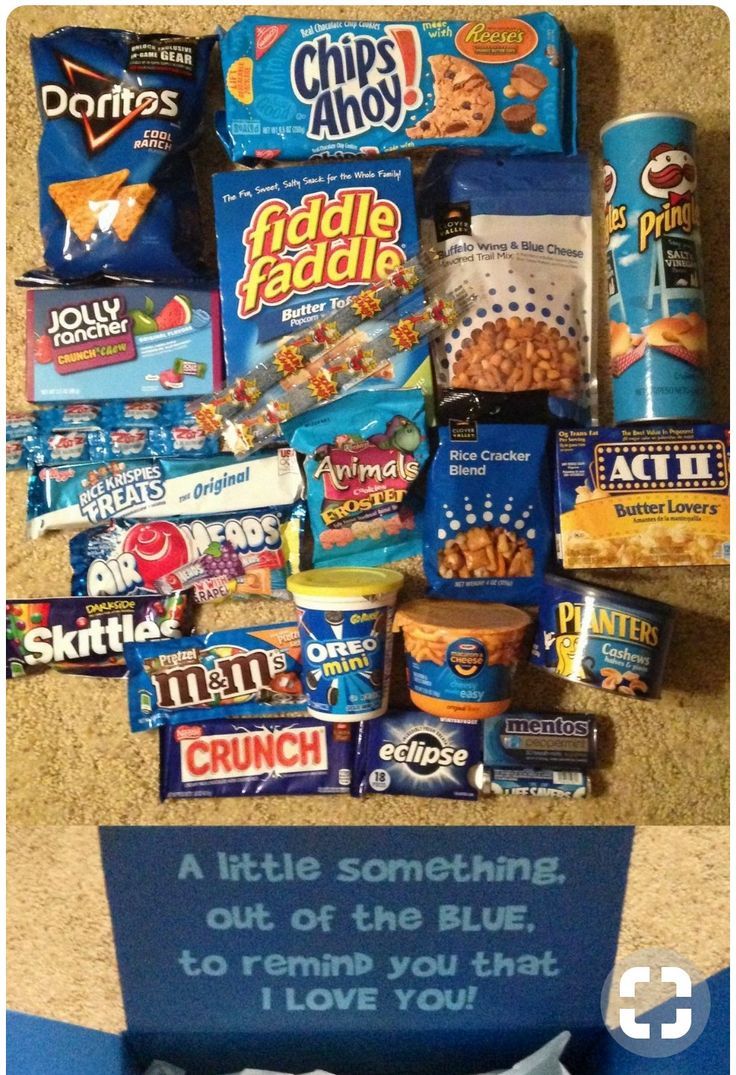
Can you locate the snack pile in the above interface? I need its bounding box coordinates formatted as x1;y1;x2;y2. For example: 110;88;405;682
7;15;729;805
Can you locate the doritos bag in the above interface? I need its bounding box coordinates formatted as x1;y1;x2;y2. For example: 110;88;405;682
29;28;215;281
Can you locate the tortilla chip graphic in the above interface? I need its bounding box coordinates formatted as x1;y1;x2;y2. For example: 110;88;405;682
48;169;130;242
112;183;157;241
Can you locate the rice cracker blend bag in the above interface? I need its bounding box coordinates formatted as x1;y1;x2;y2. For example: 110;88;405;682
30;27;214;280
425;421;552;604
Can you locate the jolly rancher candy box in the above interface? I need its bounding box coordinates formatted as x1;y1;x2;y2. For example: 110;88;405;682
217;14;576;160
555;424;730;568
26;285;223;402
213;158;431;397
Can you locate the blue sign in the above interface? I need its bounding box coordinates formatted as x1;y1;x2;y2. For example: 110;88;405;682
100;826;633;1073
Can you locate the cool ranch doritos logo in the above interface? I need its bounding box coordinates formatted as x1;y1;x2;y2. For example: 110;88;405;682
40;53;181;153
235;187;404;317
290;25;423;140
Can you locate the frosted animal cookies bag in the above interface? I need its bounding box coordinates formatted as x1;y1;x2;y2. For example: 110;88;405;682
288;388;428;568
419;153;594;425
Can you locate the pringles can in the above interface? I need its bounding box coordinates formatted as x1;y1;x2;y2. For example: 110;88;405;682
601;112;709;423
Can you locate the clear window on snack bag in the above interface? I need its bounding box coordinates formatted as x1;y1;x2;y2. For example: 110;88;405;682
419;152;595;427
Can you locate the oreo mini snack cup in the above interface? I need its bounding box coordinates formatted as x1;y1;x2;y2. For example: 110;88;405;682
287;567;403;722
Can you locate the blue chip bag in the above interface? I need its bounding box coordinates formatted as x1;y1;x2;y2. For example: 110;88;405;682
288;388;428;568
424;421;552;604
125;622;306;732
30;27;214;281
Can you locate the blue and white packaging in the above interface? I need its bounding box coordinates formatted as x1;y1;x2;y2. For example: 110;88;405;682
424;422;552;604
27;449;304;537
212;159;431;397
352;710;482;799
419;152;594;426
30;28;214;281
125;623;306;732
217;15;576;161
601;113;709;423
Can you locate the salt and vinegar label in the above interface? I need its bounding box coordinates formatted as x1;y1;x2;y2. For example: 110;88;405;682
601;113;710;423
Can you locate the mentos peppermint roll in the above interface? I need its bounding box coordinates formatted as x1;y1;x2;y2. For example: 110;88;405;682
601;112;709;423
288;568;403;722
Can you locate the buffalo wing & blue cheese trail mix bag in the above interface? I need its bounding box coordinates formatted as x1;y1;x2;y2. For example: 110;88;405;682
29;27;214;281
419;152;594;426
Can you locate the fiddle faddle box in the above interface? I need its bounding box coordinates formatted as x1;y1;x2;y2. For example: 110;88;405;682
7;826;728;1075
26;285;223;402
213;158;431;397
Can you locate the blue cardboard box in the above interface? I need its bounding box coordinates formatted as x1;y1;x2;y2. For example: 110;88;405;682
7;827;728;1074
213;159;432;397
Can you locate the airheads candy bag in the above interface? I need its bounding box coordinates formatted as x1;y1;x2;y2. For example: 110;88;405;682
352;710;482;799
30;27;214;281
160;715;354;800
27;449;304;536
6;592;191;678
217;14;576;161
288;388;428;567
425;422;553;604
70;506;305;601
125;622;306;731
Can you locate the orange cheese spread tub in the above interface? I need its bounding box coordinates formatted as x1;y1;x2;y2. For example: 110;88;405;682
394;599;531;720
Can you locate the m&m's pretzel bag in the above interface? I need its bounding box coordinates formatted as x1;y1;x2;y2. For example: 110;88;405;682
29;27;214;281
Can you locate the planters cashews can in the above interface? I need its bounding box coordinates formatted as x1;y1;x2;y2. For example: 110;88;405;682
601;112;709;423
530;574;674;699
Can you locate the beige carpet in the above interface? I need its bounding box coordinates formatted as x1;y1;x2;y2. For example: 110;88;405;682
6;7;730;826
7;825;729;1034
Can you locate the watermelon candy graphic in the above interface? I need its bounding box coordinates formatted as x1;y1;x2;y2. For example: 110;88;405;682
155;295;192;331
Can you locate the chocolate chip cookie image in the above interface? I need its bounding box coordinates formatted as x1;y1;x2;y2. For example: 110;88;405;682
406;55;494;139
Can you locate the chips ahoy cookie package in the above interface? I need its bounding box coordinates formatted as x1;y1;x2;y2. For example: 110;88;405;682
213;158;431;395
217;14;576;161
30;27;214;281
